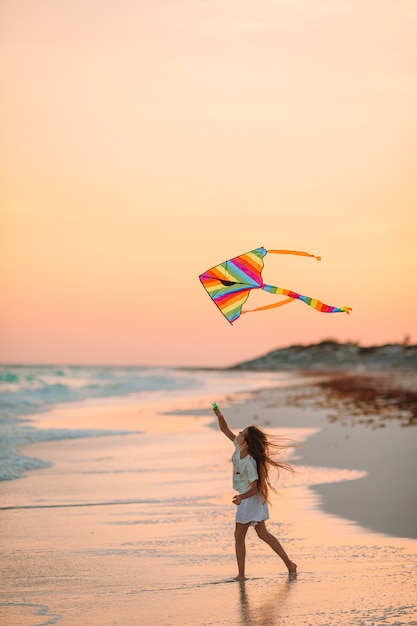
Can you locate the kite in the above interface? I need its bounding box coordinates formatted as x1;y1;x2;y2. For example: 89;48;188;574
199;247;352;324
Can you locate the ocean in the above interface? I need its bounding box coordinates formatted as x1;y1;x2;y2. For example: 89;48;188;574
0;364;294;481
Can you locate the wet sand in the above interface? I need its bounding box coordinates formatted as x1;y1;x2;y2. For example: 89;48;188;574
1;376;417;625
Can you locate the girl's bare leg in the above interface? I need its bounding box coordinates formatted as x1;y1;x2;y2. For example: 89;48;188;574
234;522;251;581
255;521;297;574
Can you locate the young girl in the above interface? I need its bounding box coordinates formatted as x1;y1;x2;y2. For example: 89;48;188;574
213;404;297;580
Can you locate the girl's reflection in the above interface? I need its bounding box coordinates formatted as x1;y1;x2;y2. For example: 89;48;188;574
238;577;296;625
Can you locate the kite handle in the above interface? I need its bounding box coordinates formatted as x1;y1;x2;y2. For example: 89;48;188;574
267;249;321;261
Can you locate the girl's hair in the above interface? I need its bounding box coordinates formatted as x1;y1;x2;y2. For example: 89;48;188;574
244;425;294;504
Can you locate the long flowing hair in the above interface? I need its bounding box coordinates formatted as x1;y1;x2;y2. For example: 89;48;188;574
244;425;294;504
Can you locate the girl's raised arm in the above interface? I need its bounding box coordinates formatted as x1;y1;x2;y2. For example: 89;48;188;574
212;405;235;441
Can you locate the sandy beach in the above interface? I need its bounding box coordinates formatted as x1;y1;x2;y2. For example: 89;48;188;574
1;373;417;625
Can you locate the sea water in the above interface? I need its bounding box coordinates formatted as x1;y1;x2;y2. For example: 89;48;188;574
0;364;294;481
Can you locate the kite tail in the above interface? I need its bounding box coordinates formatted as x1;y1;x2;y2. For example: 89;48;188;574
267;249;321;261
262;284;352;314
241;297;295;316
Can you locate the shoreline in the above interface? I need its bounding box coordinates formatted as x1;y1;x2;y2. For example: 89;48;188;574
1;373;417;625
6;369;417;539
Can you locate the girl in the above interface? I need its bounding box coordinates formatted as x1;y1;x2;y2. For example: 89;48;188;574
213;404;297;580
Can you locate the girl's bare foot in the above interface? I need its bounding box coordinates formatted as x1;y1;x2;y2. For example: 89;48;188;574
234;575;247;582
288;562;297;576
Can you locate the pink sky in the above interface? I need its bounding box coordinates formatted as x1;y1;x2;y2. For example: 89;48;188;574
1;0;416;367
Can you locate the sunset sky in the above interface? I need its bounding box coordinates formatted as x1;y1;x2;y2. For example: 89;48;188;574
1;0;416;367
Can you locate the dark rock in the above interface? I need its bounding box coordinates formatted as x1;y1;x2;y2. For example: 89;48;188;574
228;340;417;372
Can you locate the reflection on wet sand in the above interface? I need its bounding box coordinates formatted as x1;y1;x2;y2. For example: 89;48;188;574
238;577;297;625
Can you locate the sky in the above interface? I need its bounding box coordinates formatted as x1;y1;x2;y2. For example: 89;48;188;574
1;0;416;367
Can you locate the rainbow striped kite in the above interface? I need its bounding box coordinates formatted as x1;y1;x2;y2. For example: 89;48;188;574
199;247;351;324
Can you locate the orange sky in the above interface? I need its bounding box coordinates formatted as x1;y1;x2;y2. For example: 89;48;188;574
1;0;416;367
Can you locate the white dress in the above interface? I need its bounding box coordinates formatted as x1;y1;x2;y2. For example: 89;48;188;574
232;438;269;526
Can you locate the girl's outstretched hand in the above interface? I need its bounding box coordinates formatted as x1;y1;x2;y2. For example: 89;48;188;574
213;404;235;441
